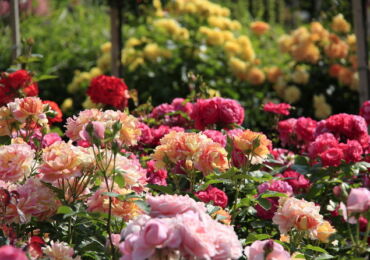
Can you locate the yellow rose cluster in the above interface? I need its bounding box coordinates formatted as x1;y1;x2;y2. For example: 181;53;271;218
269;14;357;118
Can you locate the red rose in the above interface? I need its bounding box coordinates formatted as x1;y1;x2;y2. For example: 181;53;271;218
263;102;291;116
190;97;244;130
87;75;130;109
295;117;317;142
23;82;39;97
146;160;167;186
277;118;297;146
42;100;63;123
321;147;344;167
340;140;363;163
255;197;279;220
195;186;228;208
2;70;32;89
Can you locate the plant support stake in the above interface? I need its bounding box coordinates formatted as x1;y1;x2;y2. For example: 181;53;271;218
10;0;21;62
352;0;370;104
110;0;123;77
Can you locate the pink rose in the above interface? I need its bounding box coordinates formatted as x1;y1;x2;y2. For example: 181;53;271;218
0;245;28;260
138;122;153;145
146;194;206;218
42;133;62;147
218;98;245;126
143;219;169;246
244;240;290;260
202;130;226;147
347;188;370;214
278;170;310;193
257;180;293;196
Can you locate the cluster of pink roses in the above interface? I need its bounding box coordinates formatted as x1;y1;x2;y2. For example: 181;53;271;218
119;194;242;260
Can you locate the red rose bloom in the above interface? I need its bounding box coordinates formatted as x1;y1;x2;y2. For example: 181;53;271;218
1;70;32;89
321;147;344;167
191;97;244;130
296;117;317;142
340;140;363;163
23;82;39;96
277;118;297;146
195;185;228;208
87;75;130;109
42;100;63;123
255;197;279;220
263;102;291;116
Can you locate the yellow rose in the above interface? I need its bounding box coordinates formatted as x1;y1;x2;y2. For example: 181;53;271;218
284;86;301;103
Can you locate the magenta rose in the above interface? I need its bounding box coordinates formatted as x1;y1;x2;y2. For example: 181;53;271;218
0;245;28;260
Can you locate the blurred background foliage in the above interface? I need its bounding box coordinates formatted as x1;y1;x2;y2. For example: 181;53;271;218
0;0;358;130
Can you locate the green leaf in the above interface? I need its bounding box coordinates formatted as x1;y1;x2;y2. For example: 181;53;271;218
147;184;174;194
261;191;288;198
256;197;271;210
114;174;126;188
246;233;270;243
315;254;334;260
57;206;74;215
34;74;58;81
0;136;11;145
304;245;328;254
134;200;150;213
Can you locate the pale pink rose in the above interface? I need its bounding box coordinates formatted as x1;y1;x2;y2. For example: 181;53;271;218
213;221;243;259
244;240;290;260
0;245;28;260
346;188;370;214
272;197;323;234
142;219;170;246
43;241;80;260
146;194;207;218
8;97;48;125
178;211;217;258
0;143;34;182
6;178;59;223
65;109;102;141
121;215;151;238
39;141;81;182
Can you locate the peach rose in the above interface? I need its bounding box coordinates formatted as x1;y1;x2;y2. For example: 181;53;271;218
39;141;81;182
194;143;229;176
313;221;336;243
0;143;34;182
233;129;271;164
250;21;270;35
272;197;323;234
8;97;48;125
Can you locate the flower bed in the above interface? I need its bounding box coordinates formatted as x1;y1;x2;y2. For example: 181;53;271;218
0;69;368;259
